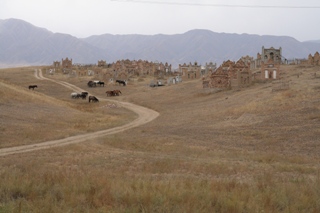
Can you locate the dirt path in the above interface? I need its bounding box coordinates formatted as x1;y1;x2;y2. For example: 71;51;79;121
0;69;159;157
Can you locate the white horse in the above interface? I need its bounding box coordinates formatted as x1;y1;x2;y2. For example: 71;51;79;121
71;92;79;98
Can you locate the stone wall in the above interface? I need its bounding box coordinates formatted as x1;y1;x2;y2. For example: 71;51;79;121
210;74;230;88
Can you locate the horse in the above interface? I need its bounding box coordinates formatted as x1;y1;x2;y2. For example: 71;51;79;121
29;85;38;90
113;90;122;96
96;81;105;87
88;96;99;103
71;92;79;99
87;81;96;87
106;90;115;96
79;93;87;99
80;92;88;99
71;92;87;99
116;79;126;86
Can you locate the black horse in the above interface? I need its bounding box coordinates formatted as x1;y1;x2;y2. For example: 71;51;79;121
116;80;126;86
71;92;87;99
88;96;99;103
79;94;87;99
97;81;105;87
80;92;88;99
29;85;38;90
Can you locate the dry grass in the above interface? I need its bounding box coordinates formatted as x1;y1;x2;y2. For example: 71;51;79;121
0;68;136;148
0;65;320;212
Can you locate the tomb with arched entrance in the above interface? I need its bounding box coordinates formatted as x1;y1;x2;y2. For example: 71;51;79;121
260;46;282;80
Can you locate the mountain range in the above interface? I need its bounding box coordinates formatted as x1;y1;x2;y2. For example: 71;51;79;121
1;18;320;68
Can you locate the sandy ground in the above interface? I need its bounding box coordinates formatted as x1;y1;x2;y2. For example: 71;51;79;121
0;69;159;156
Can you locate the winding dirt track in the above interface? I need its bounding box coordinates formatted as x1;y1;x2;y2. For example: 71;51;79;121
0;69;159;157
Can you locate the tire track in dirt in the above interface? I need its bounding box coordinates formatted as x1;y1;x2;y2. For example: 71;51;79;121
36;69;83;93
0;69;159;156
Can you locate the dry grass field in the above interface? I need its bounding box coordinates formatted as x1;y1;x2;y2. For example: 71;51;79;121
0;65;320;212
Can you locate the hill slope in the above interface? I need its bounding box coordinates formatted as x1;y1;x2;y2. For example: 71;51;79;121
0;65;320;212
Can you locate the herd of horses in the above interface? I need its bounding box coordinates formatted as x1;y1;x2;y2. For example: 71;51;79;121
71;91;88;99
71;92;99;102
87;79;127;87
87;80;104;87
29;79;125;104
70;89;122;102
73;80;125;102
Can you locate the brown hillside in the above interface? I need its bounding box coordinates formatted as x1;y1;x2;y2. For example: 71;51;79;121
0;65;319;212
0;67;136;148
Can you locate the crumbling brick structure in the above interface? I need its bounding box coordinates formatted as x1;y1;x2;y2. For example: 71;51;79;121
98;60;107;67
308;52;320;65
53;61;60;68
261;60;281;79
179;62;201;80
61;57;72;69
262;46;282;63
110;59;171;77
233;60;252;88
204;62;217;75
205;59;252;89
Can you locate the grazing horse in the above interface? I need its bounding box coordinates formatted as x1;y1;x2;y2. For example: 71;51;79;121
106;90;121;96
87;81;96;87
96;81;105;87
113;90;122;96
79;93;87;99
29;85;37;90
106;90;115;96
71;92;79;99
79;92;88;99
116;79;126;86
88;96;99;103
71;92;88;99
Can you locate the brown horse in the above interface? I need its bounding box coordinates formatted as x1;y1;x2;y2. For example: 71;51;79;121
113;90;122;96
87;81;96;87
106;90;115;96
88;96;99;102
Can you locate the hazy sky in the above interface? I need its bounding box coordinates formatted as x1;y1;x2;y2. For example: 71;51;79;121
1;0;320;42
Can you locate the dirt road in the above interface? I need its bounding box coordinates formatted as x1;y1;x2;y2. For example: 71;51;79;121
0;69;159;156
